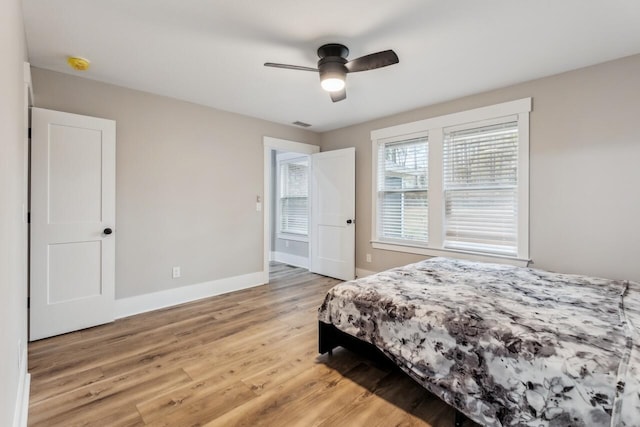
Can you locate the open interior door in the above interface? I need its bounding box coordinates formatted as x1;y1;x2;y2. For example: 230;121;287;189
310;147;355;281
30;108;116;340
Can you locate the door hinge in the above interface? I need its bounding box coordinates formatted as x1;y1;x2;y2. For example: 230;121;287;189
28;127;31;139
27;212;30;224
27;297;30;309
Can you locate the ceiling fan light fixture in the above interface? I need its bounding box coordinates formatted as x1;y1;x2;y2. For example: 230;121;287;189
321;76;345;92
319;59;347;93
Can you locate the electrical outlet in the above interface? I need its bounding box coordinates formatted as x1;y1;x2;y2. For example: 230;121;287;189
366;253;372;263
172;266;181;279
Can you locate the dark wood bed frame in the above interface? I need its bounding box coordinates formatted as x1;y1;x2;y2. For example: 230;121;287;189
319;321;469;427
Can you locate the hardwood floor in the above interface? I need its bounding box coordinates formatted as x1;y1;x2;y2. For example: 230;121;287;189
28;263;475;426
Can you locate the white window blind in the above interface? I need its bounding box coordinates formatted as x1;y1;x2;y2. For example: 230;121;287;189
377;137;429;244
279;157;308;235
443;120;518;256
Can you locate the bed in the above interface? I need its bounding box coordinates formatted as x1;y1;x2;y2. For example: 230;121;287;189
317;257;640;426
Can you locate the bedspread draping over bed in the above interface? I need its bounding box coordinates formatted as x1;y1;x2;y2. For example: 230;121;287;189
318;257;640;426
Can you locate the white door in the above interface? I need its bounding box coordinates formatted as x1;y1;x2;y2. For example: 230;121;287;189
30;108;116;341
310;147;355;281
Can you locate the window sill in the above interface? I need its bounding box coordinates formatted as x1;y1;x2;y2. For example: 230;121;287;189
277;233;309;243
371;240;530;267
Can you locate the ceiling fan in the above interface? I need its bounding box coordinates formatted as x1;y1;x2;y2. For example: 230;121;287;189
264;43;399;102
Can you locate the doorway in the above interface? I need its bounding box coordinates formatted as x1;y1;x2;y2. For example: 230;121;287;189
263;137;356;283
263;137;319;282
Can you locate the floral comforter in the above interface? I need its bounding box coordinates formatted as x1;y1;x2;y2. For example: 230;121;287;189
318;257;640;426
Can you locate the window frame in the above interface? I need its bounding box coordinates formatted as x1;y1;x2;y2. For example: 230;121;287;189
370;98;531;266
276;152;310;242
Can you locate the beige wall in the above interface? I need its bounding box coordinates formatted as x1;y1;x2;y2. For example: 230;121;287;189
31;68;320;299
0;0;29;424
320;54;640;283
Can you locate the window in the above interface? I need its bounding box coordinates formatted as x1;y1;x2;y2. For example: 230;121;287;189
371;98;530;264
443;120;519;256
377;136;429;244
278;154;309;237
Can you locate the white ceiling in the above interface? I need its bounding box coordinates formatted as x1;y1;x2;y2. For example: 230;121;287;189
22;0;640;132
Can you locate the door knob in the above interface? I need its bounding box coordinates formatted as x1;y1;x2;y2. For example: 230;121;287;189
346;219;353;224
103;228;113;235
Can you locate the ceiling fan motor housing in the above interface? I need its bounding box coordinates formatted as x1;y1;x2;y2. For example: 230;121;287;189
317;43;349;59
318;56;348;83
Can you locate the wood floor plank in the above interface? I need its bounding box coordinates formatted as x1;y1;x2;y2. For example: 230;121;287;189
29;333;179;381
28;262;477;426
183;325;316;381
138;380;256;426
203;359;375;427
29;366;105;405
238;332;327;395
29;368;192;426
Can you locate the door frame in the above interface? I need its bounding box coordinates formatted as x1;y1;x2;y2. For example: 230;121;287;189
262;137;319;283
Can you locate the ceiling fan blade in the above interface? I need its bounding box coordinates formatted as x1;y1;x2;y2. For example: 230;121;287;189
330;89;346;102
345;50;399;73
264;62;318;72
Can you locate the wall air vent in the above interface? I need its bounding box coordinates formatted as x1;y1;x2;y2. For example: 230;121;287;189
292;121;311;128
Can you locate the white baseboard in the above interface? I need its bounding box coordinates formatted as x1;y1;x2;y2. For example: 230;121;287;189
356;268;377;278
272;251;309;269
13;347;30;427
115;271;266;319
